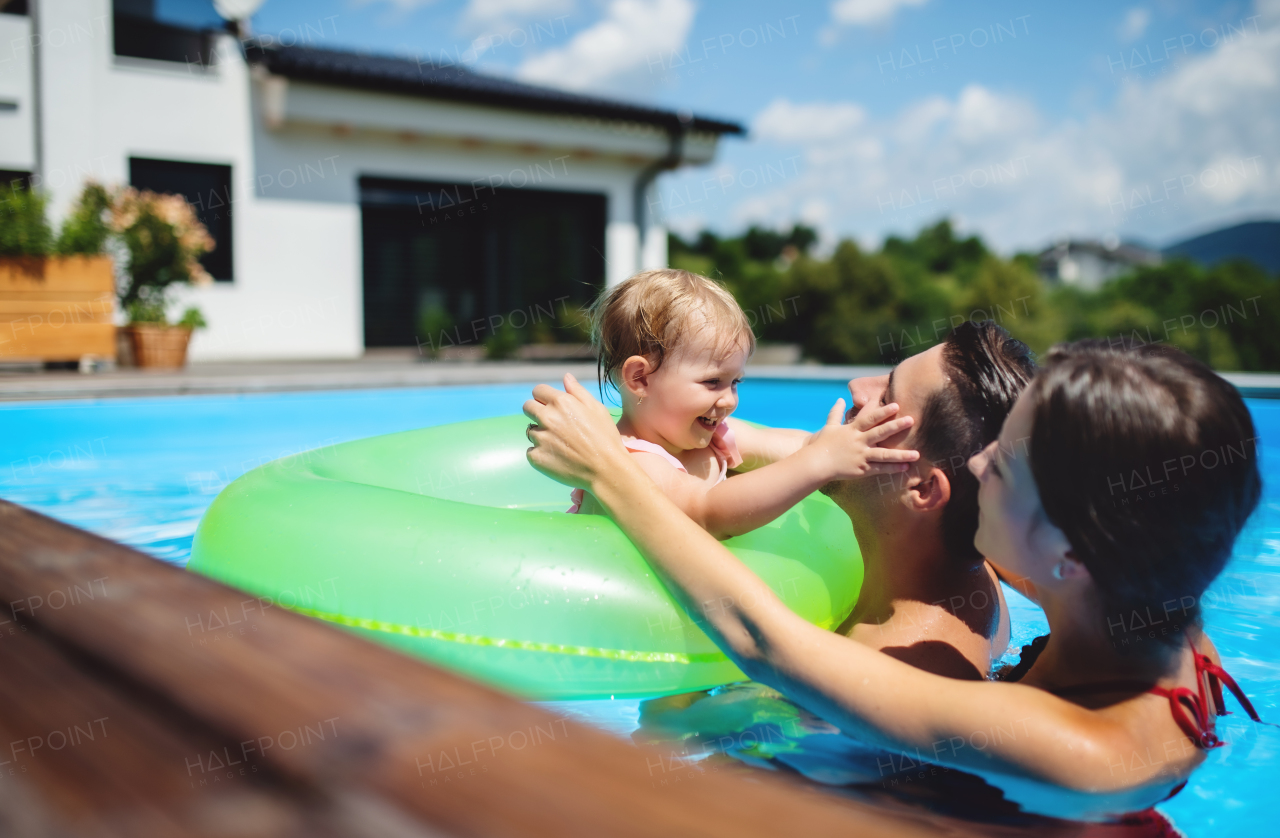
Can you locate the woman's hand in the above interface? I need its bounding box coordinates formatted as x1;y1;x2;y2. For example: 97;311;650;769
524;374;631;491
804;399;919;481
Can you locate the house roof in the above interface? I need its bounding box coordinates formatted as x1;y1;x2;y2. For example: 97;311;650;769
1037;239;1162;266
245;44;744;136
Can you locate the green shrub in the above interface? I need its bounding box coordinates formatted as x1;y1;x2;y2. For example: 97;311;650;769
417;305;454;357
673;220;1280;371
177;306;208;330
483;323;522;360
0;184;54;256
125;294;169;324
55;182;113;255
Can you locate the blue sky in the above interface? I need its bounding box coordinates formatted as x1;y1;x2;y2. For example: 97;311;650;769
172;0;1278;252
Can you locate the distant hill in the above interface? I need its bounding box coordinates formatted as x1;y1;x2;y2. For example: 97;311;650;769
1163;220;1280;273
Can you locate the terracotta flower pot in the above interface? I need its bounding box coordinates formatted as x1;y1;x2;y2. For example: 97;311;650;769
125;324;193;369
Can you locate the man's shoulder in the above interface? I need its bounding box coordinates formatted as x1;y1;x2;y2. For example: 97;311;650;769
846;585;1003;681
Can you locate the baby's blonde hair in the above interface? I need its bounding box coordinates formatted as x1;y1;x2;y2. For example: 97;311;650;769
589;268;756;397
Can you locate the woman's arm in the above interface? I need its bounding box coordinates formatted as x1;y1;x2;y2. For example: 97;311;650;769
525;376;1159;798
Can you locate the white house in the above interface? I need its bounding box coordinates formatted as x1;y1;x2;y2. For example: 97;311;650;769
1036;237;1162;291
0;0;741;360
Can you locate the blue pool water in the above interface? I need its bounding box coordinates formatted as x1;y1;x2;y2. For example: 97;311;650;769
1;379;1276;833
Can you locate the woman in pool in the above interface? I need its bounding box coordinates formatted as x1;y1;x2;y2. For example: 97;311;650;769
524;340;1265;820
569;268;918;539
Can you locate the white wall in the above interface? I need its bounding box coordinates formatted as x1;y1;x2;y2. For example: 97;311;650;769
173;199;362;360
31;0;716;360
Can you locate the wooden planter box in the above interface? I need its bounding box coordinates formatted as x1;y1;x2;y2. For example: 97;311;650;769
0;255;117;362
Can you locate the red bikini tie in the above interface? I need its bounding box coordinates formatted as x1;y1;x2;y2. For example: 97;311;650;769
1149;651;1265;749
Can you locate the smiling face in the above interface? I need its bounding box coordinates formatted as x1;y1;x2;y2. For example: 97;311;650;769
967;392;1070;593
622;327;750;453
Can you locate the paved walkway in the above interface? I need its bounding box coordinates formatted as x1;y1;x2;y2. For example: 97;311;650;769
1;352;1275;401
0;351;893;402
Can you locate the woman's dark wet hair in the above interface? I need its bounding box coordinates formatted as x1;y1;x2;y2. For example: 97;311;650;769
915;321;1036;563
1026;341;1262;649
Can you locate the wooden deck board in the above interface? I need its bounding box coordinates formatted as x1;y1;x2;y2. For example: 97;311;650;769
0;626;387;837
0;499;1019;837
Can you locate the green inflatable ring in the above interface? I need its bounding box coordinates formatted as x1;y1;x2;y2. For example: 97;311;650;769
188;413;862;700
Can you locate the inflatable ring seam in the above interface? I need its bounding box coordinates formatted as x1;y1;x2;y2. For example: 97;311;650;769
287;603;730;664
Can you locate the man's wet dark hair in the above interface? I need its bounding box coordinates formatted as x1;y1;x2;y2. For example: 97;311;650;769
915;321;1036;563
1026;340;1261;648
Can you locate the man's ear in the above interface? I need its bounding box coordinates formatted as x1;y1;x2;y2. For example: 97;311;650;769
901;464;950;513
620;355;654;400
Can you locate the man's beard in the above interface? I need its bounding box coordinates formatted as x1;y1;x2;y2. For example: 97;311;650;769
821;471;905;513
819;477;863;507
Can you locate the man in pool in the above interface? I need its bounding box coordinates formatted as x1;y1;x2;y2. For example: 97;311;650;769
727;321;1035;680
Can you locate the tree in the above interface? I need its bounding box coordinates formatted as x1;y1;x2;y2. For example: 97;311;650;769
668;220;1278;370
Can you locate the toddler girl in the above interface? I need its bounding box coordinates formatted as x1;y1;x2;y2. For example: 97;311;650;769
567;269;918;539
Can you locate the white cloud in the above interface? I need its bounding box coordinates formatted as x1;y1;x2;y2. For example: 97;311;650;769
516;0;694;92
891;95;950;142
704;27;1280;251
460;0;575;34
951;84;1037;143
667;213;707;240
753;99;866;144
1118;7;1151;43
829;0;928;27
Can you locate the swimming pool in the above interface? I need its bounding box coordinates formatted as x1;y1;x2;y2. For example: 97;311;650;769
2;379;1276;833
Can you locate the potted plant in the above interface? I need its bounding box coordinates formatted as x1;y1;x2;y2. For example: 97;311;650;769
113;188;214;369
0;182;117;365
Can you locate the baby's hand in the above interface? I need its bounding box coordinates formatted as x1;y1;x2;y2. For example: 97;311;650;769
805;399;919;480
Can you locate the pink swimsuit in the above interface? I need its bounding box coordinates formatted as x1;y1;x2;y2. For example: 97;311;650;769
567;422;743;513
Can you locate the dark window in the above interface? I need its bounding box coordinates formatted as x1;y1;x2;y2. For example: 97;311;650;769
1;1;29;17
360;177;606;349
0;170;33;190
113;0;222;65
130;157;233;281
